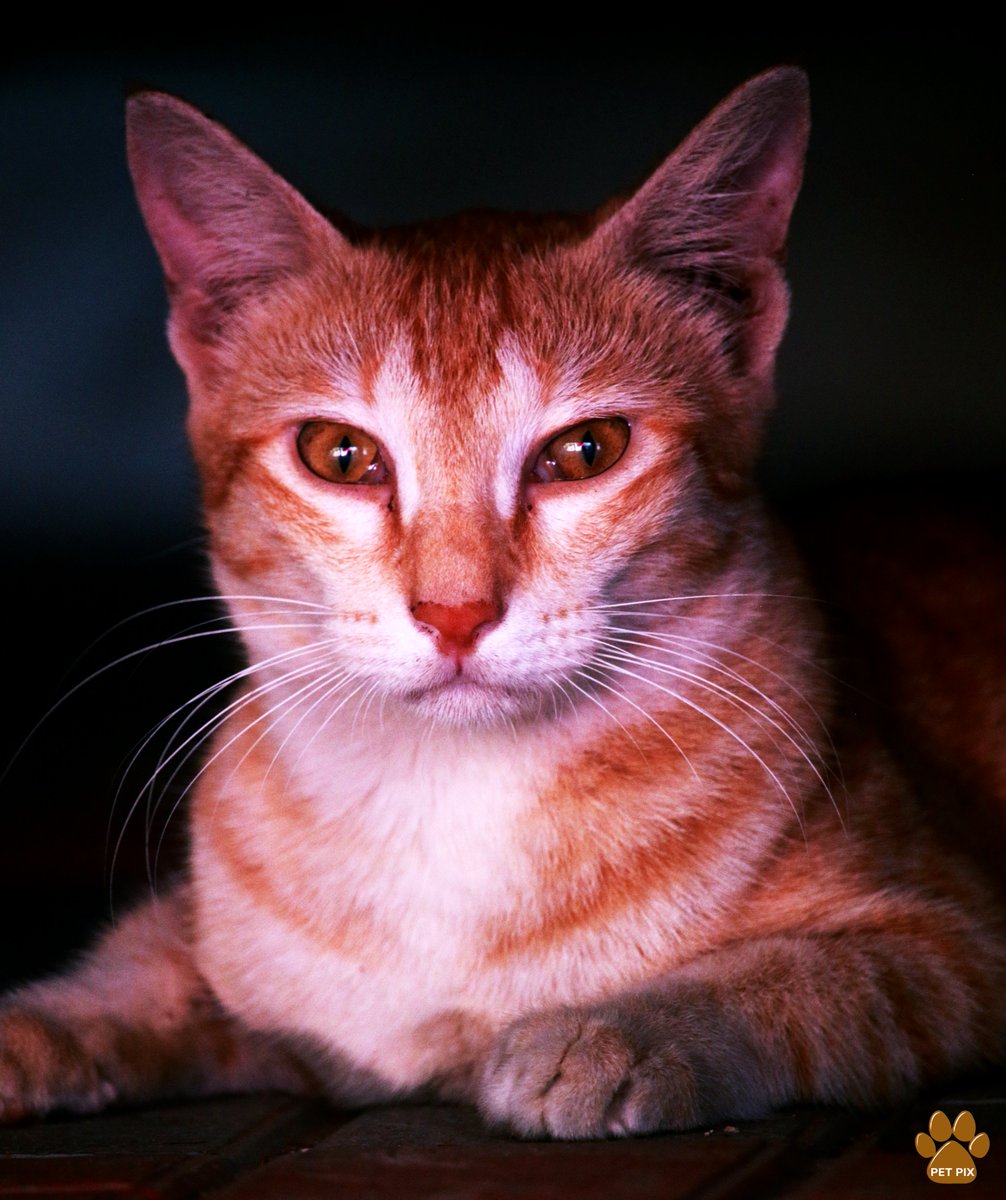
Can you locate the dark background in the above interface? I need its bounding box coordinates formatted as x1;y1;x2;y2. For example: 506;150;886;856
1;32;1003;989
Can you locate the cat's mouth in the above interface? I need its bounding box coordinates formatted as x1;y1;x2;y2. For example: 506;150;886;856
404;672;529;727
407;673;500;703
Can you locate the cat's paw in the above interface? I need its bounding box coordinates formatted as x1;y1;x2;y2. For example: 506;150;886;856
478;1006;699;1139
0;1009;118;1122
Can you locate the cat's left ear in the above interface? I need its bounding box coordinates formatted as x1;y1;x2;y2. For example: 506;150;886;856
594;67;809;386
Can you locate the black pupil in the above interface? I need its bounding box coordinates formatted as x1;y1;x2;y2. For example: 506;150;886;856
580;429;597;467
336;434;354;474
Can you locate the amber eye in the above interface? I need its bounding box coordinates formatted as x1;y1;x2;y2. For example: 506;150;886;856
530;417;630;483
297;421;389;485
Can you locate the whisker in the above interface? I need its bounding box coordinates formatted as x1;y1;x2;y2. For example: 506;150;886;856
259;660;360;787
107;631;333;858
586;591;817;611
592;652;803;827
151;654;357;884
596;639;831;808
599;633;819;758
109;643;343;895
609;625;831;745
3;620;328;789
575;663;699;781
151;646;345;805
634;626;846;799
59;592;332;696
353;679;384;735
282;673;371;783
133;637;341;838
541;649;651;762
595;603;847;686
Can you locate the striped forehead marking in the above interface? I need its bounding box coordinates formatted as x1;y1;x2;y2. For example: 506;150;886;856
363;335;548;526
362;338;421;523
360;336;635;527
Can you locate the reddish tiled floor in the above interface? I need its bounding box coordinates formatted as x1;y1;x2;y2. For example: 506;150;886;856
1;1073;1003;1198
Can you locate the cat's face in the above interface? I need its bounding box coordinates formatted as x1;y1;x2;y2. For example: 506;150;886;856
192;223;720;728
127;71;808;730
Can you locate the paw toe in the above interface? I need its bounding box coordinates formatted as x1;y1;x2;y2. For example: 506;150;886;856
540;1020;634;1138
603;1051;697;1136
481;1010;646;1139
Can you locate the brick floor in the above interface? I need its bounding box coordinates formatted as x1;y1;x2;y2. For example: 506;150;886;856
1;1072;1003;1198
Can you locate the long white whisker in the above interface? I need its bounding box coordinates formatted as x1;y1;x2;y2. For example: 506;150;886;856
586;591;815;611
134;637;342;841
625;625;846;805
108;629;332;851
353;678;384;735
596;639;831;803
110;645;343;893
557;671;646;758
543;637;684;764
540;641;699;778
1;619;334;791
608;624;832;747
259;660;360;787
139;660;334;864
599;634;817;757
151;656;358;883
592;652;802;825
596;604;848;688
58;593;332;701
576;663;699;781
282;673;371;782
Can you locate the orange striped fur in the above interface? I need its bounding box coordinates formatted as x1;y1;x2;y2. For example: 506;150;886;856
2;68;1003;1136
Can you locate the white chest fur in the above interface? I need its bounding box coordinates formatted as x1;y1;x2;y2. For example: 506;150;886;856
187;672;768;1099
189;707;598;1096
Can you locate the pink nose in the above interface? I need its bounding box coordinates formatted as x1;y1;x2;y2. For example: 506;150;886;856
411;599;499;657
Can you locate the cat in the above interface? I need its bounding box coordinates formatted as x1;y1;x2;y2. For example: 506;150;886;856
1;66;1003;1139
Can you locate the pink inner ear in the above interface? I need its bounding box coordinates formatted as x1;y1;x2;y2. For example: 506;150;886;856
127;91;342;353
639;67;809;259
594;68;809;375
752;146;808;258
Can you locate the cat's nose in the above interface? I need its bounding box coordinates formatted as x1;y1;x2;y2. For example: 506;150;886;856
411;599;500;659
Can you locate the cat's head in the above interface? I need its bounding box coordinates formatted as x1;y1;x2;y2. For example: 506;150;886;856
127;69;808;729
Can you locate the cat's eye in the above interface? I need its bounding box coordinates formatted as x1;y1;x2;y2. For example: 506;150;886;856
530;417;630;483
297;421;389;485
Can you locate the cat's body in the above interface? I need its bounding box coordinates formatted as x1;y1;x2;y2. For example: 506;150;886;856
1;68;1003;1137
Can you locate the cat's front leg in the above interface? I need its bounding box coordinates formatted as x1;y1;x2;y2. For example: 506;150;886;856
479;926;1000;1138
0;888;306;1121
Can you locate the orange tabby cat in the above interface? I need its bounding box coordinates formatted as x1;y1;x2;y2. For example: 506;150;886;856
1;67;1003;1137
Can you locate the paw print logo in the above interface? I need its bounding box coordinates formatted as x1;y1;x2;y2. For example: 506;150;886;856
915;1110;990;1185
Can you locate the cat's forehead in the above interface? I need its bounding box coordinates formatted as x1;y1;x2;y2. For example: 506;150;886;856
304;215;692;419
362;211;596;397
360;332;609;460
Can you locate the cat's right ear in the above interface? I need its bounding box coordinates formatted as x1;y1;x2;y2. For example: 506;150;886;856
126;92;344;384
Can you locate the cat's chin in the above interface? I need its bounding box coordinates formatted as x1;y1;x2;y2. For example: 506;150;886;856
404;678;537;729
